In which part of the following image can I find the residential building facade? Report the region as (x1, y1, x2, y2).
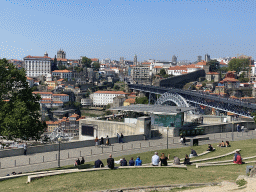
(92, 91, 126, 106)
(24, 53, 51, 77)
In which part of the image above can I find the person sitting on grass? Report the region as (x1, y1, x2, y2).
(75, 158, 81, 166)
(80, 157, 85, 165)
(225, 141, 230, 147)
(233, 151, 243, 164)
(95, 159, 104, 168)
(189, 149, 198, 157)
(218, 141, 225, 147)
(184, 154, 191, 165)
(152, 152, 160, 166)
(129, 157, 135, 166)
(207, 144, 214, 151)
(120, 157, 127, 166)
(173, 156, 180, 165)
(160, 153, 170, 166)
(135, 156, 142, 166)
(107, 154, 115, 169)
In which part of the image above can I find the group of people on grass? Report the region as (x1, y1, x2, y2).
(217, 141, 230, 147)
(92, 149, 199, 169)
(75, 141, 243, 168)
(74, 157, 85, 166)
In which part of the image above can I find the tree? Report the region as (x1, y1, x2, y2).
(58, 60, 67, 70)
(51, 55, 58, 71)
(135, 97, 149, 104)
(81, 57, 92, 68)
(0, 59, 46, 140)
(113, 84, 120, 91)
(228, 58, 250, 73)
(238, 72, 249, 83)
(207, 59, 220, 72)
(159, 69, 166, 76)
(92, 62, 100, 71)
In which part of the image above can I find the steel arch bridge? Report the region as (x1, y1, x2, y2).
(129, 84, 256, 118)
(155, 92, 190, 107)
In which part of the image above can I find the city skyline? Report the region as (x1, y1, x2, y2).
(0, 0, 255, 61)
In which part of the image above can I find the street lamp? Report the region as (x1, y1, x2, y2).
(167, 126, 169, 149)
(58, 137, 62, 168)
(232, 120, 234, 141)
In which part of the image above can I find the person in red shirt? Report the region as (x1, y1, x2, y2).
(233, 151, 242, 164)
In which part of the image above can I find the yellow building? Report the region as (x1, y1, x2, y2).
(46, 121, 60, 133)
(45, 81, 57, 89)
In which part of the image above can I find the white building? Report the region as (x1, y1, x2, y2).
(52, 70, 72, 81)
(100, 58, 111, 64)
(32, 92, 69, 108)
(167, 64, 201, 76)
(33, 91, 53, 99)
(53, 94, 69, 102)
(92, 91, 126, 106)
(168, 66, 187, 76)
(24, 52, 51, 77)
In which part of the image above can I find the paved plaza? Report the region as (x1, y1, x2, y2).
(0, 130, 255, 177)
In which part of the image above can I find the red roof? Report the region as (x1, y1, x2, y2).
(91, 58, 99, 62)
(94, 91, 127, 95)
(53, 94, 68, 96)
(220, 77, 239, 83)
(196, 61, 207, 66)
(154, 66, 163, 69)
(33, 91, 53, 95)
(124, 98, 136, 104)
(168, 66, 188, 71)
(207, 72, 219, 75)
(56, 58, 67, 62)
(52, 70, 72, 73)
(142, 62, 151, 65)
(25, 55, 51, 59)
(26, 77, 33, 80)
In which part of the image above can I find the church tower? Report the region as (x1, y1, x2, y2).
(134, 54, 137, 66)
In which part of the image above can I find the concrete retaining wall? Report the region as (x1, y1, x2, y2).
(156, 121, 255, 137)
(0, 134, 144, 158)
(79, 117, 151, 140)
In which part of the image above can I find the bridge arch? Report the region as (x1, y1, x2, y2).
(155, 92, 190, 107)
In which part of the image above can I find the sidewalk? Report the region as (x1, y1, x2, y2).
(0, 130, 255, 177)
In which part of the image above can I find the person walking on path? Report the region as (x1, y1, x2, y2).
(117, 133, 120, 143)
(120, 133, 124, 143)
(95, 136, 99, 147)
(100, 137, 104, 146)
(106, 135, 110, 146)
(23, 143, 27, 155)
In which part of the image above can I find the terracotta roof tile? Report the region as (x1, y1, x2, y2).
(94, 91, 127, 94)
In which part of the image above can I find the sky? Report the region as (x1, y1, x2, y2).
(0, 0, 255, 62)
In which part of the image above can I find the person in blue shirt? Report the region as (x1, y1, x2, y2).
(135, 156, 142, 166)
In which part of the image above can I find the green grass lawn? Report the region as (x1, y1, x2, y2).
(1, 139, 256, 192)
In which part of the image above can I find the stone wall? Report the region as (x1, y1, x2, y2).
(0, 134, 145, 158)
(79, 116, 151, 140)
(159, 69, 206, 88)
